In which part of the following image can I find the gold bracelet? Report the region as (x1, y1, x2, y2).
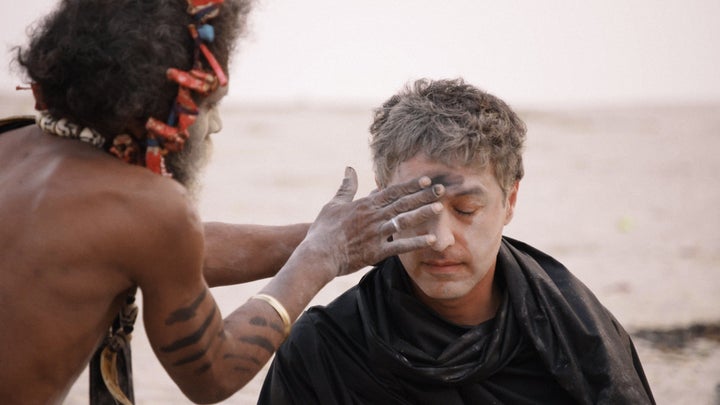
(249, 294, 292, 337)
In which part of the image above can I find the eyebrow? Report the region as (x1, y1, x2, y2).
(452, 186, 487, 198)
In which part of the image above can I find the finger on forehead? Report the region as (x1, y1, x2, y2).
(379, 201, 441, 235)
(384, 185, 444, 217)
(372, 176, 432, 207)
(386, 202, 442, 233)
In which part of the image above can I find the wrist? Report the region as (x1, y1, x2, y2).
(293, 239, 341, 283)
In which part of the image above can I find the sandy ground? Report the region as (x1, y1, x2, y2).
(3, 95, 717, 403)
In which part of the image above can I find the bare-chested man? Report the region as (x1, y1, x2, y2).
(0, 1, 444, 404)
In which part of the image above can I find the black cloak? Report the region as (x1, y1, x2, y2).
(259, 237, 654, 404)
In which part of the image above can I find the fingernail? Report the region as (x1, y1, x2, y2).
(418, 176, 431, 187)
(426, 234, 437, 245)
(345, 166, 353, 176)
(432, 184, 444, 197)
(431, 202, 443, 213)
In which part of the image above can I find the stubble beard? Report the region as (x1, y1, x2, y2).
(164, 133, 213, 201)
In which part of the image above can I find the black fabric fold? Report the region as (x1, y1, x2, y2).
(499, 238, 654, 404)
(259, 237, 654, 404)
(360, 256, 523, 386)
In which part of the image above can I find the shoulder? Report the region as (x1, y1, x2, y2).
(301, 284, 363, 332)
(274, 276, 385, 386)
(501, 236, 565, 269)
(113, 173, 205, 284)
(500, 236, 580, 287)
(120, 172, 201, 239)
(4, 127, 204, 285)
(282, 283, 365, 354)
(61, 161, 205, 286)
(84, 163, 200, 238)
(499, 236, 611, 317)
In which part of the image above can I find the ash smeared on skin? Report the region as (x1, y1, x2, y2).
(431, 173, 464, 189)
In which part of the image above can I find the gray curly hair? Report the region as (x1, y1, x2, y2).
(370, 78, 526, 198)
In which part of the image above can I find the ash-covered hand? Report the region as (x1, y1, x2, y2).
(305, 166, 444, 277)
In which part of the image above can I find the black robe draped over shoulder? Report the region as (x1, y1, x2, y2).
(259, 237, 654, 404)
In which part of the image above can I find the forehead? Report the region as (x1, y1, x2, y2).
(389, 153, 500, 193)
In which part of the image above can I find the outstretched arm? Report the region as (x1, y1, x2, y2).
(139, 167, 443, 403)
(202, 222, 310, 287)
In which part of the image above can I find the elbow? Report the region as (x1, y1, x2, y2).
(183, 386, 233, 404)
(179, 369, 251, 404)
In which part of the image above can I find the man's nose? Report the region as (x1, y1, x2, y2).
(208, 108, 223, 134)
(428, 211, 455, 252)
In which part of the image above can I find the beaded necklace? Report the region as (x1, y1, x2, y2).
(36, 111, 106, 148)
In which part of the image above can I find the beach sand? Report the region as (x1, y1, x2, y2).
(4, 95, 716, 403)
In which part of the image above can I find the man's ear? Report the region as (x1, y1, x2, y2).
(504, 181, 519, 225)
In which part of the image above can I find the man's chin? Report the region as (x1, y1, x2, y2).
(413, 279, 475, 302)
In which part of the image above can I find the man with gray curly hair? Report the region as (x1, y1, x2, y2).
(260, 78, 655, 404)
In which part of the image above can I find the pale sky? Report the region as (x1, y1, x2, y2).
(2, 0, 719, 108)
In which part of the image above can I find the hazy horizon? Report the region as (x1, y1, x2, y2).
(2, 0, 719, 110)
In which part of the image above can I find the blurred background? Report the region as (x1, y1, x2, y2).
(2, 0, 719, 403)
(3, 0, 720, 107)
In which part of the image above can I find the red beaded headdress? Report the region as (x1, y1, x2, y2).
(28, 0, 227, 178)
(142, 0, 228, 176)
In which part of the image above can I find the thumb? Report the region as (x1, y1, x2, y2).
(333, 166, 358, 202)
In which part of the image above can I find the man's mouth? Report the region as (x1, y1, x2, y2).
(422, 259, 464, 275)
(424, 260, 461, 267)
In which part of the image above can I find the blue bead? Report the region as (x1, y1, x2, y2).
(167, 109, 178, 126)
(197, 24, 215, 42)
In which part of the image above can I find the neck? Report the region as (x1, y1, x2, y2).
(413, 266, 501, 326)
